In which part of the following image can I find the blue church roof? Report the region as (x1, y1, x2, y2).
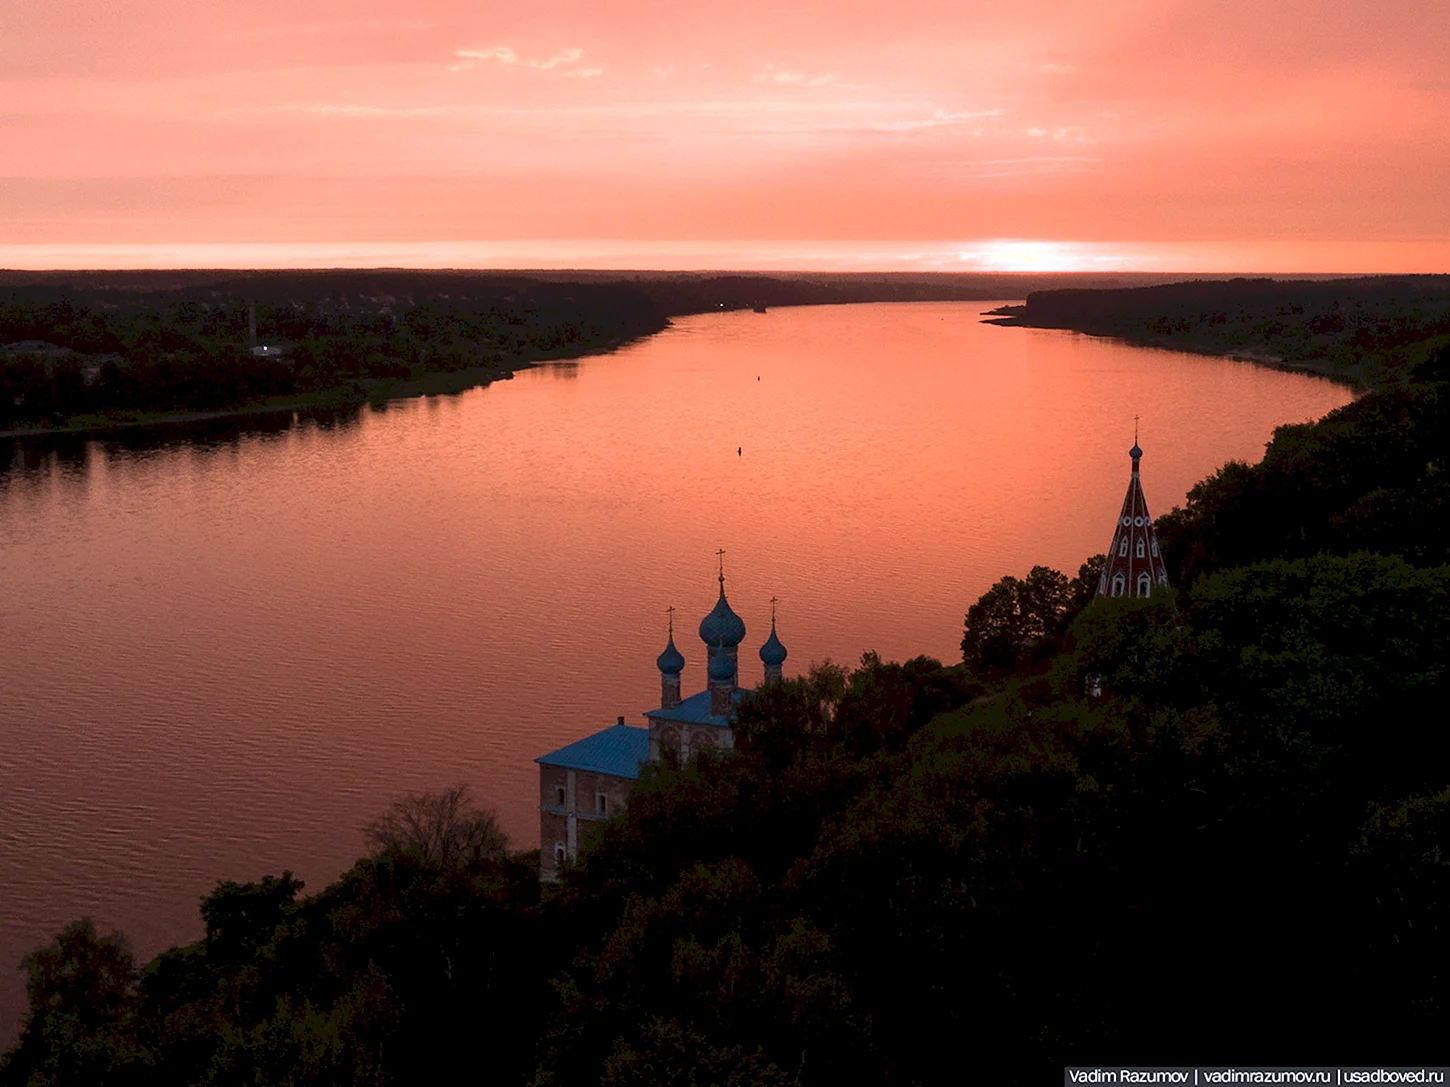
(536, 724, 651, 779)
(643, 687, 747, 727)
(698, 587, 747, 648)
(759, 625, 787, 667)
(656, 635, 685, 676)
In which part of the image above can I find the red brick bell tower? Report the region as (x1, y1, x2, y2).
(1097, 423, 1171, 599)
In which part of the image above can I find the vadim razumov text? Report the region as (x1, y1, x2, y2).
(1065, 1070, 1449, 1086)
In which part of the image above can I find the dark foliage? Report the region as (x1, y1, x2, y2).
(0, 274, 668, 428)
(2, 795, 549, 1087)
(998, 274, 1450, 381)
(960, 556, 1104, 677)
(1154, 383, 1449, 586)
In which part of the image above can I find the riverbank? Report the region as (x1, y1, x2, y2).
(983, 276, 1450, 391)
(0, 339, 633, 440)
(984, 306, 1369, 389)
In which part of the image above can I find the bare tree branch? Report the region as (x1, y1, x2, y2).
(365, 784, 508, 868)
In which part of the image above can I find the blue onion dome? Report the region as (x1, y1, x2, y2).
(759, 624, 787, 667)
(657, 635, 685, 676)
(698, 582, 747, 648)
(1130, 441, 1143, 459)
(708, 648, 735, 683)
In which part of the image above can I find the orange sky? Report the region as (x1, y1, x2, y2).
(3, 0, 1448, 271)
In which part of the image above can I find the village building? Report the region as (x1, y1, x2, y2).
(535, 565, 787, 881)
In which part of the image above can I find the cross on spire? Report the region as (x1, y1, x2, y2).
(666, 604, 675, 638)
(1134, 414, 1140, 444)
(770, 595, 778, 625)
(716, 548, 727, 589)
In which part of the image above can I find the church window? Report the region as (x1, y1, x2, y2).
(1119, 536, 1128, 556)
(554, 842, 566, 866)
(1112, 574, 1126, 597)
(554, 784, 566, 807)
(1151, 538, 1159, 557)
(1136, 538, 1145, 558)
(597, 793, 608, 816)
(1137, 573, 1152, 597)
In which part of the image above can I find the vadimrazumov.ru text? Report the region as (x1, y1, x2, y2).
(1066, 1070, 1448, 1086)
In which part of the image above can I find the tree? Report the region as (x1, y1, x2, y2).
(0, 919, 142, 1087)
(201, 872, 304, 967)
(364, 784, 508, 869)
(1068, 554, 1106, 614)
(961, 565, 1072, 677)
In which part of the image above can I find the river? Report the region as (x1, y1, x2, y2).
(0, 302, 1352, 1039)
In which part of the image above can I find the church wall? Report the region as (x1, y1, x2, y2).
(649, 719, 734, 762)
(575, 769, 634, 823)
(539, 763, 636, 881)
(540, 764, 569, 811)
(682, 723, 733, 757)
(539, 808, 569, 881)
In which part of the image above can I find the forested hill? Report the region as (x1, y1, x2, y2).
(4, 376, 1448, 1084)
(0, 273, 669, 432)
(988, 274, 1450, 384)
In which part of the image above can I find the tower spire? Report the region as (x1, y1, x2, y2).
(759, 594, 787, 683)
(656, 604, 685, 710)
(1097, 430, 1169, 600)
(699, 553, 745, 690)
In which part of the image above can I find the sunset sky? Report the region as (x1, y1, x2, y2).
(3, 0, 1447, 271)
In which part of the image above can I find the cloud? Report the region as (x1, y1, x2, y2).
(1019, 125, 1094, 144)
(771, 71, 834, 87)
(753, 66, 840, 88)
(452, 46, 592, 74)
(286, 103, 457, 119)
(871, 108, 1005, 133)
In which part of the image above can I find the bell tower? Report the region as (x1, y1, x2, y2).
(1098, 420, 1170, 599)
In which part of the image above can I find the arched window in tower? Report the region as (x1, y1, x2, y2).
(1137, 573, 1152, 597)
(1112, 573, 1126, 597)
(1136, 538, 1145, 558)
(1151, 538, 1159, 557)
(1119, 536, 1128, 556)
(554, 841, 566, 867)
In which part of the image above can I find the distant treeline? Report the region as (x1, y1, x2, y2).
(4, 370, 1448, 1083)
(992, 274, 1450, 383)
(0, 275, 667, 427)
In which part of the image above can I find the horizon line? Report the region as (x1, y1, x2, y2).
(0, 239, 1447, 276)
